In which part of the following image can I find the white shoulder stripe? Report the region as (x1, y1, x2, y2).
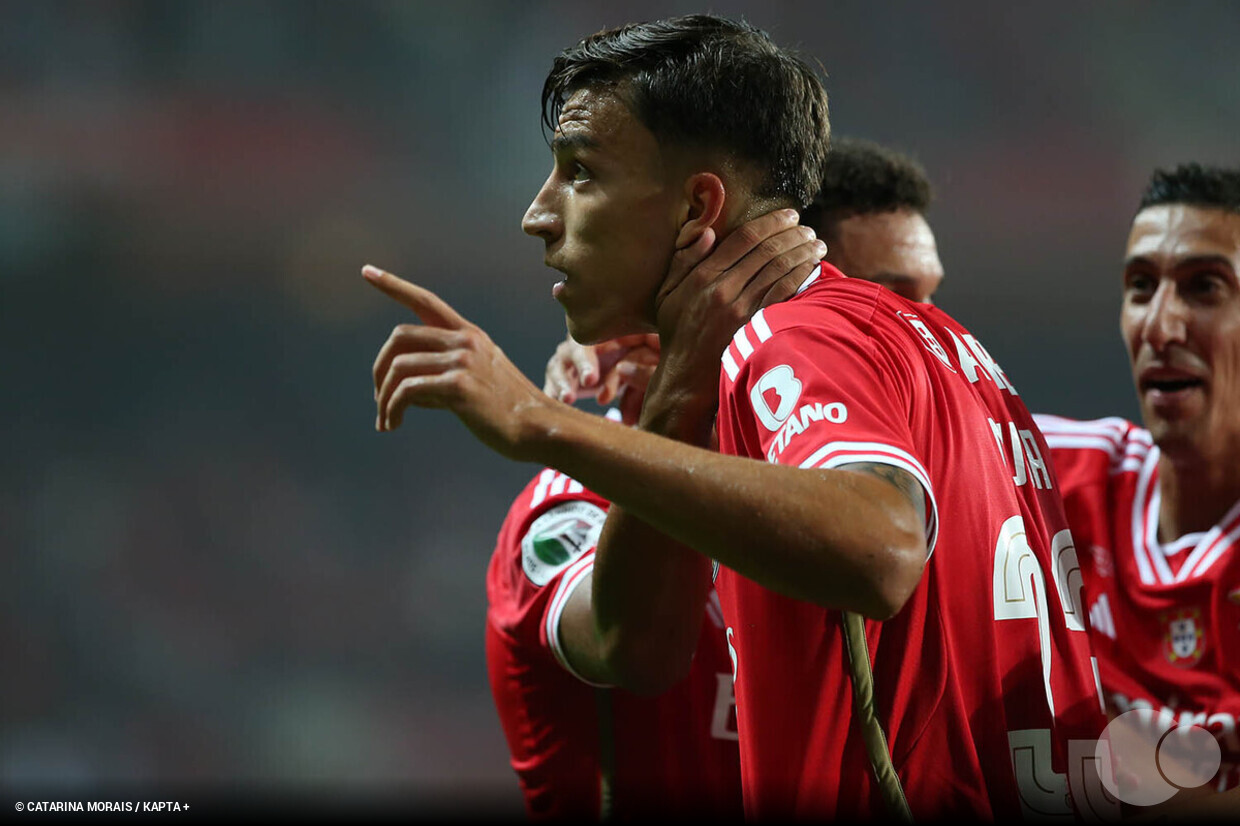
(721, 348, 739, 381)
(1042, 434, 1121, 452)
(720, 312, 774, 382)
(732, 325, 754, 359)
(751, 307, 773, 341)
(1032, 414, 1132, 439)
(530, 468, 557, 508)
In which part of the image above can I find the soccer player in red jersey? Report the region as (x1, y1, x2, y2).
(484, 222, 822, 820)
(364, 16, 1110, 820)
(496, 140, 934, 821)
(1033, 164, 1240, 803)
(485, 460, 742, 820)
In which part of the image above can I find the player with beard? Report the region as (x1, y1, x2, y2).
(1034, 164, 1240, 808)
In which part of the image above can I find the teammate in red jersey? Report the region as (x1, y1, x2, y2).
(485, 461, 743, 820)
(484, 215, 823, 819)
(499, 140, 935, 820)
(364, 16, 1109, 820)
(1033, 164, 1240, 806)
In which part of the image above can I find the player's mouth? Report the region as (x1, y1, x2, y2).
(1138, 365, 1207, 408)
(543, 257, 569, 300)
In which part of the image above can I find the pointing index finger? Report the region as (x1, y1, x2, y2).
(362, 264, 470, 330)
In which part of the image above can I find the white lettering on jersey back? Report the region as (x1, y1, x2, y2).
(949, 329, 1018, 395)
(896, 310, 955, 372)
(710, 672, 740, 742)
(766, 401, 849, 462)
(993, 515, 1056, 715)
(1050, 529, 1086, 632)
(751, 364, 802, 431)
(726, 626, 738, 681)
(989, 418, 1053, 490)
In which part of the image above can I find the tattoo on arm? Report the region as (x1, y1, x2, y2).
(839, 461, 927, 532)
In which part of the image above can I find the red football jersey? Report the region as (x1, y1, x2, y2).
(1035, 413, 1240, 791)
(713, 265, 1112, 821)
(485, 467, 743, 820)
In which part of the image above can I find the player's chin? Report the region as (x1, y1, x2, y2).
(562, 308, 608, 346)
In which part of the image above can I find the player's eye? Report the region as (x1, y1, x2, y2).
(1183, 270, 1231, 302)
(572, 162, 591, 183)
(1123, 270, 1156, 299)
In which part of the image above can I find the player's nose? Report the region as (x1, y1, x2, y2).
(522, 177, 562, 242)
(1141, 280, 1189, 352)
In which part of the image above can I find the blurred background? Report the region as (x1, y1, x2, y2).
(3, 0, 1238, 818)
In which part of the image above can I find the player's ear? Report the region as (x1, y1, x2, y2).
(674, 172, 726, 250)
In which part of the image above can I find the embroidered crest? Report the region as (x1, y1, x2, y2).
(1163, 607, 1205, 667)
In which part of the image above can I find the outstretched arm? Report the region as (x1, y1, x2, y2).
(365, 217, 925, 692)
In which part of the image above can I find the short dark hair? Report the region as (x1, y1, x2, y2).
(541, 14, 830, 208)
(1138, 163, 1240, 215)
(801, 137, 933, 236)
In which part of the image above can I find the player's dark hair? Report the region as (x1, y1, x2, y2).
(800, 137, 933, 238)
(541, 14, 830, 208)
(1138, 163, 1240, 215)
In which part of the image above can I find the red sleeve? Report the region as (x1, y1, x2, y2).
(484, 468, 612, 819)
(487, 467, 611, 682)
(720, 307, 938, 553)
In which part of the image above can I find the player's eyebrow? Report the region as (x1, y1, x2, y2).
(1124, 253, 1234, 270)
(550, 133, 598, 155)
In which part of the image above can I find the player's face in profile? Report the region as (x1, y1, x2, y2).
(819, 210, 944, 303)
(522, 88, 682, 343)
(1121, 204, 1240, 460)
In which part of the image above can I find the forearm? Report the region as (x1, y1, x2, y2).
(584, 504, 712, 693)
(532, 402, 926, 617)
(587, 377, 716, 694)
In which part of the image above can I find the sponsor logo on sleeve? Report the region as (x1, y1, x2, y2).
(521, 501, 606, 586)
(751, 364, 802, 431)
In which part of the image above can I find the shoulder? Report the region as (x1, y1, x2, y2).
(1032, 414, 1152, 475)
(721, 273, 892, 385)
(763, 264, 886, 332)
(489, 468, 610, 605)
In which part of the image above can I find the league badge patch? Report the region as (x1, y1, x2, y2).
(1163, 607, 1205, 667)
(520, 501, 606, 586)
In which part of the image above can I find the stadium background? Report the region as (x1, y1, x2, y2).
(3, 0, 1238, 815)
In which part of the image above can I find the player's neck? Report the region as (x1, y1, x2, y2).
(1157, 453, 1240, 541)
